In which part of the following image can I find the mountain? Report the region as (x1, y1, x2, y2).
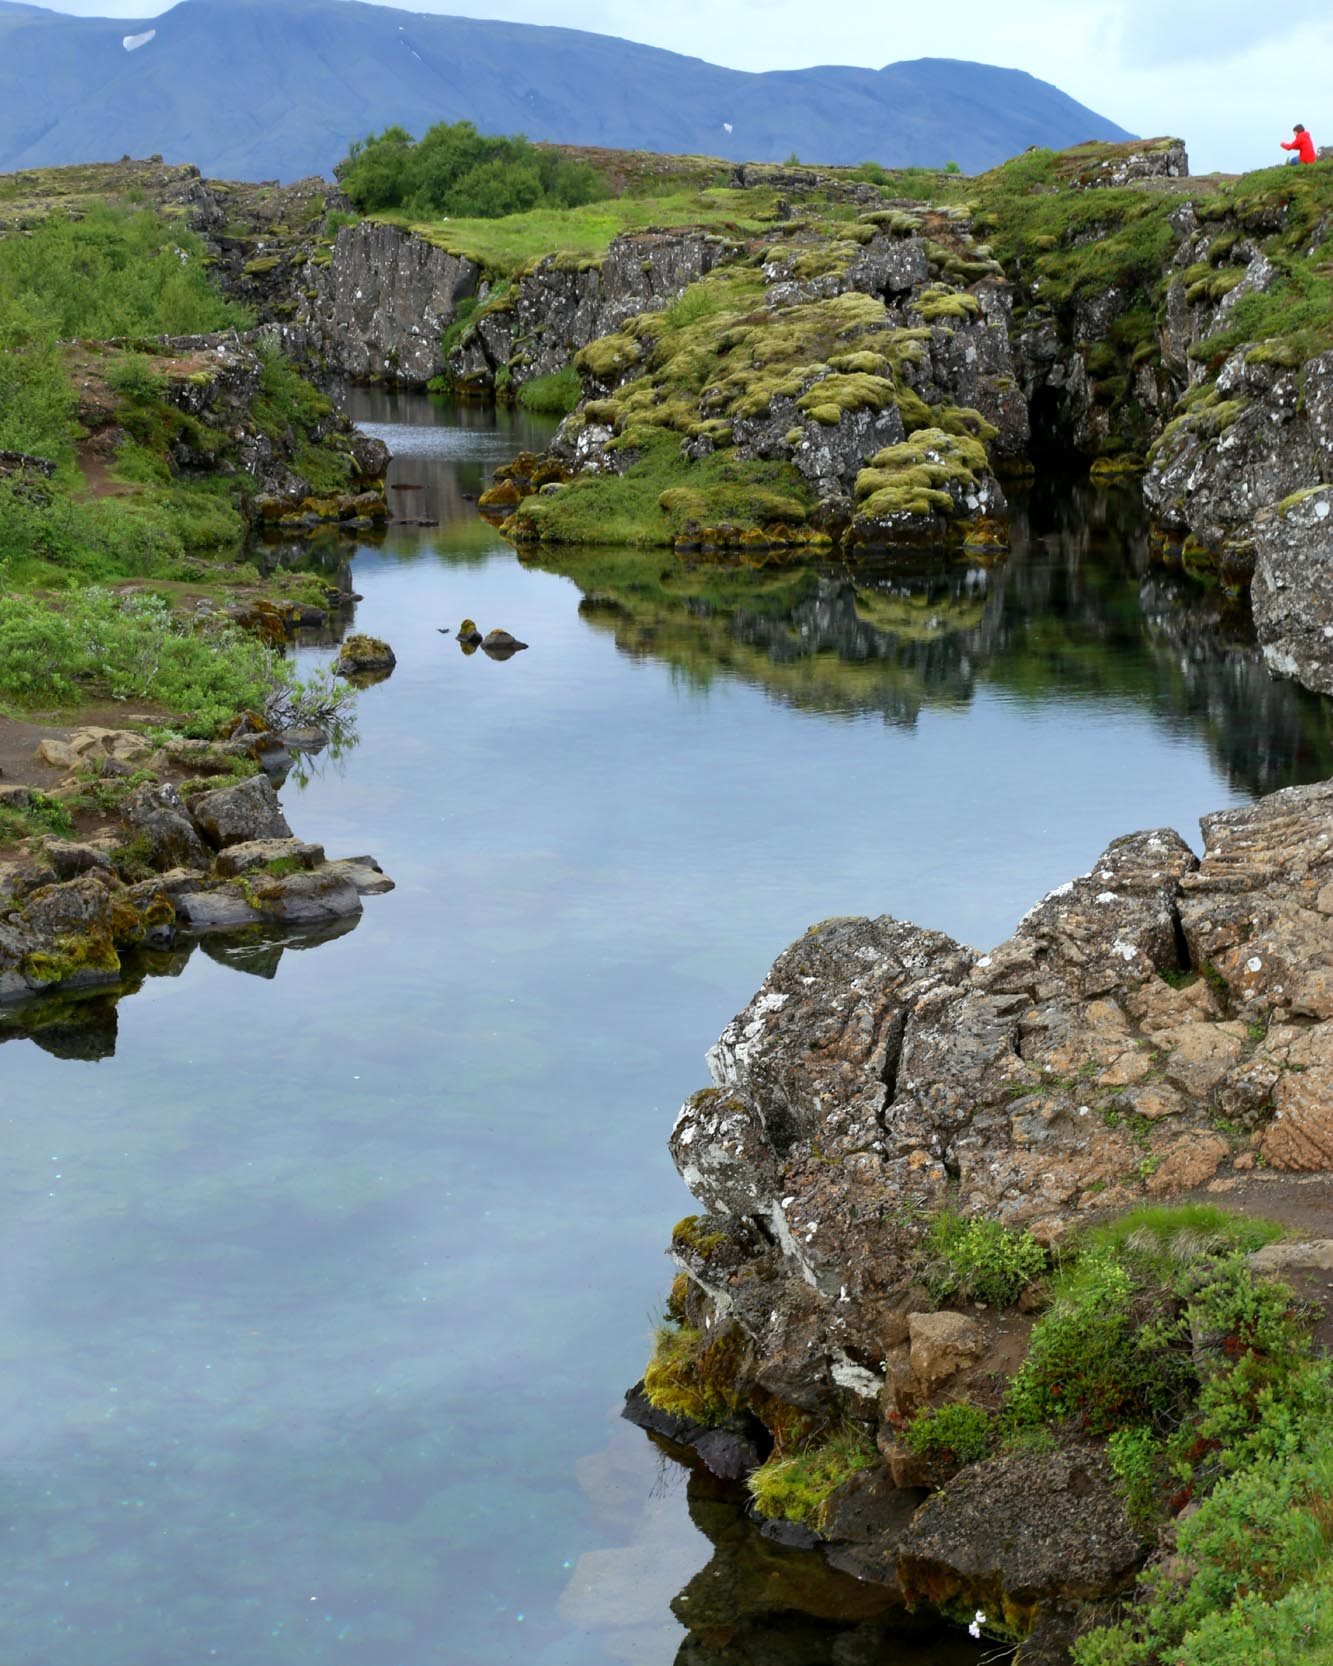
(0, 0, 1132, 182)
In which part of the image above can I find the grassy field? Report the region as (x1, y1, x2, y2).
(380, 186, 780, 272)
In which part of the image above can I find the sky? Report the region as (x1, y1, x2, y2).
(21, 0, 1333, 174)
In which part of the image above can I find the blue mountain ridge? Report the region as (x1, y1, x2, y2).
(0, 0, 1132, 182)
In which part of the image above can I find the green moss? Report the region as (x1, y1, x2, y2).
(747, 1426, 878, 1529)
(575, 331, 644, 380)
(672, 1214, 728, 1257)
(642, 1320, 748, 1424)
(853, 428, 990, 522)
(507, 429, 814, 547)
(794, 372, 897, 419)
(911, 285, 980, 323)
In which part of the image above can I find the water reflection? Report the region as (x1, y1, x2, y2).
(527, 478, 1333, 798)
(0, 919, 360, 1058)
(648, 1443, 980, 1666)
(2, 392, 1330, 1666)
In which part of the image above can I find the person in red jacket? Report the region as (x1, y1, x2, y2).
(1281, 123, 1317, 164)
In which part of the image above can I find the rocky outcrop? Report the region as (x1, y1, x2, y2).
(449, 231, 734, 397)
(297, 222, 482, 384)
(897, 1447, 1145, 1629)
(293, 222, 733, 393)
(1143, 349, 1333, 572)
(642, 774, 1333, 1647)
(73, 332, 390, 529)
(0, 728, 394, 1008)
(1251, 484, 1333, 692)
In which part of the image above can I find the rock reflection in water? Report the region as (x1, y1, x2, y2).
(0, 915, 359, 1059)
(656, 1443, 981, 1666)
(546, 478, 1333, 800)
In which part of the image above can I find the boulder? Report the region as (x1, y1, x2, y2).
(907, 1312, 985, 1390)
(213, 838, 324, 877)
(334, 634, 396, 675)
(322, 855, 395, 895)
(43, 840, 113, 882)
(189, 775, 293, 849)
(119, 781, 212, 871)
(896, 1447, 1145, 1625)
(481, 629, 528, 655)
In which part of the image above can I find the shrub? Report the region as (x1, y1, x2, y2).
(1005, 1248, 1193, 1436)
(901, 1402, 994, 1465)
(338, 121, 608, 220)
(924, 1211, 1048, 1308)
(0, 588, 276, 736)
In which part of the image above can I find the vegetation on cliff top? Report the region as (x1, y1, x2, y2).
(338, 121, 608, 221)
(0, 194, 361, 734)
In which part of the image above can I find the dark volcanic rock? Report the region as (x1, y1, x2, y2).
(190, 776, 293, 849)
(896, 1446, 1145, 1620)
(120, 782, 212, 872)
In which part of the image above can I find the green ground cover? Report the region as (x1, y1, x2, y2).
(381, 185, 775, 272)
(0, 199, 346, 734)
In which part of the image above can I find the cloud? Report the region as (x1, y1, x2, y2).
(1109, 0, 1332, 66)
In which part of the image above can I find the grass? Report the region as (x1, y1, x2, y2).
(0, 586, 278, 736)
(746, 1425, 878, 1529)
(507, 429, 816, 547)
(381, 186, 777, 272)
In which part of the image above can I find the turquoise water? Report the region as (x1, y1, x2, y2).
(2, 392, 1331, 1665)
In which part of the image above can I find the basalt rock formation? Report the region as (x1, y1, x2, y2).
(634, 775, 1333, 1654)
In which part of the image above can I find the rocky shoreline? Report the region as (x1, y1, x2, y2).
(0, 718, 394, 1030)
(628, 774, 1333, 1659)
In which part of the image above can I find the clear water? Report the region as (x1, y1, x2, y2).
(2, 391, 1331, 1666)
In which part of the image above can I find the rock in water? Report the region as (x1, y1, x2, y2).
(334, 634, 396, 675)
(481, 629, 528, 658)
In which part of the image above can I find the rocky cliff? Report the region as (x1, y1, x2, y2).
(635, 774, 1333, 1658)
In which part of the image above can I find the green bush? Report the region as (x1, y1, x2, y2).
(1075, 1434, 1333, 1665)
(1005, 1248, 1193, 1436)
(0, 202, 249, 344)
(901, 1402, 994, 1465)
(0, 790, 74, 846)
(0, 587, 276, 736)
(924, 1211, 1049, 1308)
(338, 121, 608, 221)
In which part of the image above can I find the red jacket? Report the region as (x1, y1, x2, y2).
(1283, 130, 1317, 163)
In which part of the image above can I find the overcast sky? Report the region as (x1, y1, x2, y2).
(25, 0, 1333, 174)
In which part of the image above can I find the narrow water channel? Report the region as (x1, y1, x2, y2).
(3, 391, 1331, 1666)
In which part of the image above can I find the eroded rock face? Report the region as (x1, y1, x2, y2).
(662, 778, 1333, 1503)
(1143, 350, 1333, 567)
(297, 222, 481, 384)
(1252, 484, 1333, 694)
